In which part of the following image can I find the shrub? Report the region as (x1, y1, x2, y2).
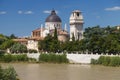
(91, 59, 98, 64)
(102, 56, 111, 66)
(0, 65, 18, 80)
(91, 56, 120, 67)
(109, 56, 120, 67)
(39, 53, 68, 63)
(28, 49, 38, 53)
(0, 50, 5, 54)
(0, 54, 28, 62)
(3, 54, 13, 62)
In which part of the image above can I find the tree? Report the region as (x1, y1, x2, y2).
(10, 43, 27, 53)
(9, 34, 17, 39)
(50, 27, 60, 52)
(54, 27, 58, 40)
(0, 34, 7, 45)
(38, 40, 45, 51)
(72, 33, 75, 41)
(0, 40, 15, 50)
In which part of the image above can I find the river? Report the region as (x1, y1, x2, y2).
(1, 63, 120, 80)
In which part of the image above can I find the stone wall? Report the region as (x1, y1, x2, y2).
(67, 54, 100, 64)
(27, 53, 120, 64)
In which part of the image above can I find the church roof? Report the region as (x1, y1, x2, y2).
(13, 38, 28, 42)
(45, 10, 62, 22)
(28, 37, 44, 41)
(32, 27, 45, 32)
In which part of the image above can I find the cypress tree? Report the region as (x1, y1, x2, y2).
(54, 27, 58, 40)
(72, 33, 75, 41)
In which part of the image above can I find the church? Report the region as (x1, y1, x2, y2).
(13, 9, 84, 51)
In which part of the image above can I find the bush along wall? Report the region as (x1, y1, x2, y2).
(0, 54, 28, 62)
(91, 56, 120, 67)
(39, 53, 69, 63)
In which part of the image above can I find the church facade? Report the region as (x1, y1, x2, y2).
(13, 10, 84, 51)
(31, 10, 69, 42)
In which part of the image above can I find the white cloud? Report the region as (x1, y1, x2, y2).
(105, 6, 120, 11)
(18, 10, 23, 14)
(43, 10, 58, 14)
(0, 11, 7, 14)
(43, 10, 51, 14)
(24, 11, 33, 14)
(18, 10, 33, 14)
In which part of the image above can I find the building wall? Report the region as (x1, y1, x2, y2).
(58, 35, 68, 42)
(67, 54, 100, 64)
(27, 40, 38, 51)
(45, 22, 61, 30)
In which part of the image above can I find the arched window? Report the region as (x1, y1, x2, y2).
(77, 12, 79, 17)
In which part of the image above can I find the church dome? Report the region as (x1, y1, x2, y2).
(45, 10, 62, 22)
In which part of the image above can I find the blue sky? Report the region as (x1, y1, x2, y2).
(0, 0, 120, 37)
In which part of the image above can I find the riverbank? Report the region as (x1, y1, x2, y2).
(1, 53, 120, 67)
(91, 56, 120, 67)
(0, 53, 68, 63)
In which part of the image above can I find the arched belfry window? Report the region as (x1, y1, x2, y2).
(77, 12, 79, 17)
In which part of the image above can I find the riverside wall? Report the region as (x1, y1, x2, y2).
(66, 54, 100, 64)
(27, 53, 120, 64)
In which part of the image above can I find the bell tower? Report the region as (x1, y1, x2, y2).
(69, 10, 84, 41)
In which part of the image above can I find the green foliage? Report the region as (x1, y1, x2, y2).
(38, 28, 60, 52)
(10, 43, 27, 53)
(91, 56, 120, 67)
(91, 59, 98, 64)
(0, 40, 15, 50)
(0, 50, 5, 54)
(0, 54, 28, 62)
(109, 56, 120, 66)
(39, 53, 68, 63)
(0, 65, 18, 80)
(81, 25, 120, 54)
(0, 65, 3, 79)
(0, 34, 7, 45)
(54, 27, 58, 40)
(28, 49, 38, 53)
(72, 33, 75, 41)
(0, 34, 15, 50)
(39, 25, 120, 53)
(9, 34, 17, 39)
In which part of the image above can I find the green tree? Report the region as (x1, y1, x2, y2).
(9, 34, 17, 39)
(0, 34, 7, 45)
(54, 27, 58, 40)
(72, 33, 75, 41)
(0, 40, 15, 50)
(10, 43, 27, 53)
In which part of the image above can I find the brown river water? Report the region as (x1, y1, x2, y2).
(1, 63, 120, 80)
